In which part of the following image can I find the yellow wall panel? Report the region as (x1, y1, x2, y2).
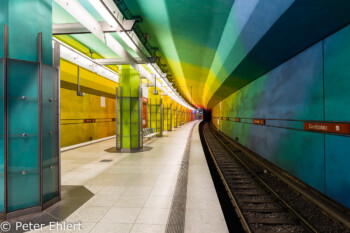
(60, 59, 118, 147)
(61, 123, 91, 148)
(61, 88, 90, 119)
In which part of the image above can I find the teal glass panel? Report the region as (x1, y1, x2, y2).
(8, 136, 38, 173)
(42, 164, 58, 203)
(7, 171, 39, 212)
(7, 59, 39, 211)
(42, 64, 59, 203)
(8, 59, 38, 99)
(0, 59, 4, 212)
(8, 99, 38, 135)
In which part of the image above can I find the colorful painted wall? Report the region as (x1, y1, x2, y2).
(212, 25, 350, 209)
(60, 59, 117, 147)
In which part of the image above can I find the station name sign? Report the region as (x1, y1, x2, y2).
(84, 119, 96, 123)
(304, 122, 350, 134)
(253, 119, 265, 125)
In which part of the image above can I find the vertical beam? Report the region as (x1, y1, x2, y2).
(53, 41, 61, 199)
(116, 87, 119, 149)
(38, 32, 43, 208)
(129, 86, 132, 149)
(120, 87, 123, 149)
(3, 24, 8, 215)
(160, 98, 163, 136)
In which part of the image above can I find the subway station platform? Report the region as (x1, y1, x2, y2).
(5, 121, 227, 233)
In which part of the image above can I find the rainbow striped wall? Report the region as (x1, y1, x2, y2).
(212, 24, 350, 208)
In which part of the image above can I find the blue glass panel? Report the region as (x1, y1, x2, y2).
(8, 59, 38, 99)
(7, 171, 39, 212)
(8, 136, 38, 173)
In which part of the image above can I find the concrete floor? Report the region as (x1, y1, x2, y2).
(7, 121, 227, 233)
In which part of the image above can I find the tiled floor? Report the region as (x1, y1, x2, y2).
(8, 120, 228, 233)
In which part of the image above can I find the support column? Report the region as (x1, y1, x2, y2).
(148, 87, 162, 136)
(1, 0, 59, 219)
(162, 96, 172, 131)
(117, 65, 142, 151)
(171, 100, 178, 128)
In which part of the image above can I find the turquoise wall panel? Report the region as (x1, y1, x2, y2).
(324, 135, 350, 207)
(0, 1, 8, 58)
(323, 24, 350, 208)
(6, 0, 52, 65)
(324, 25, 350, 121)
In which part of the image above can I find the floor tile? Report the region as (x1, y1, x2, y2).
(90, 223, 133, 233)
(99, 207, 142, 223)
(136, 208, 170, 225)
(130, 224, 166, 233)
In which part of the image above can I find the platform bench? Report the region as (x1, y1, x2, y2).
(143, 128, 159, 138)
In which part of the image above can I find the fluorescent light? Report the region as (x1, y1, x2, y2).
(54, 38, 119, 83)
(88, 0, 118, 28)
(118, 31, 138, 52)
(55, 0, 105, 42)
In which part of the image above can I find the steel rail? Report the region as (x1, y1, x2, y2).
(202, 125, 252, 233)
(204, 124, 319, 233)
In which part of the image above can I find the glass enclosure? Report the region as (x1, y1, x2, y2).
(163, 103, 172, 131)
(0, 57, 59, 216)
(148, 98, 163, 135)
(116, 87, 142, 150)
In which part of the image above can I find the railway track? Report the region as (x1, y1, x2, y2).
(201, 122, 350, 233)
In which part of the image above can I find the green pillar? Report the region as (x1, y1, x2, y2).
(117, 65, 142, 151)
(0, 0, 59, 218)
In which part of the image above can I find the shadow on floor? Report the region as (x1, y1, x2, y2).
(5, 185, 94, 233)
(104, 146, 153, 153)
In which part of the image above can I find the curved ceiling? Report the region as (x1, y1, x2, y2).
(122, 0, 350, 109)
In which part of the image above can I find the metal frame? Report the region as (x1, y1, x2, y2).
(170, 104, 172, 131)
(52, 20, 136, 35)
(53, 40, 62, 200)
(116, 86, 143, 151)
(3, 24, 8, 218)
(129, 86, 132, 150)
(38, 32, 43, 208)
(139, 86, 143, 148)
(120, 87, 123, 149)
(160, 98, 163, 136)
(116, 87, 119, 149)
